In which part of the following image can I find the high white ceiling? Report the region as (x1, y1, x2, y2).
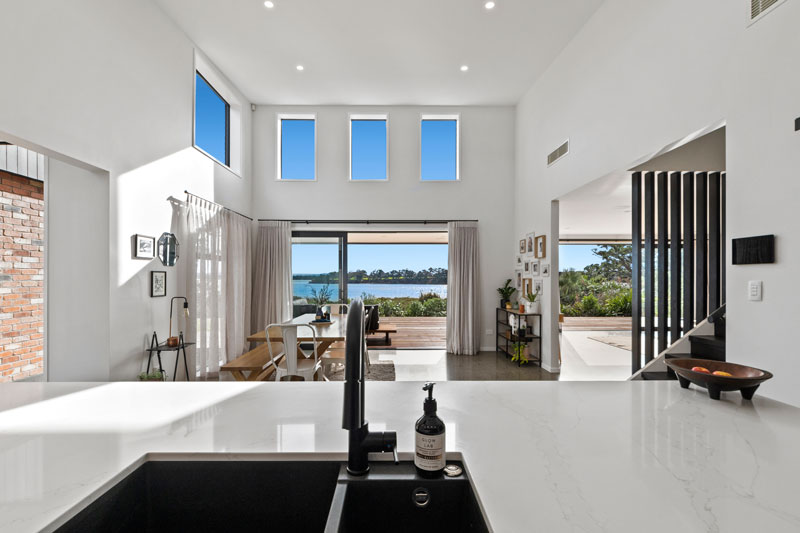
(153, 0, 604, 105)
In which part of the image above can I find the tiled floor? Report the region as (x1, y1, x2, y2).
(369, 349, 559, 381)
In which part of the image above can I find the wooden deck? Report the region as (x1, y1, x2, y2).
(367, 317, 446, 349)
(562, 317, 631, 331)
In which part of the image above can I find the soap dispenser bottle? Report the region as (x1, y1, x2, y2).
(415, 382, 446, 478)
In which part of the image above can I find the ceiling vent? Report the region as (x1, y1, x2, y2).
(750, 0, 784, 22)
(547, 140, 569, 166)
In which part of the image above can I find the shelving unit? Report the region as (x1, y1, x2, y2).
(496, 308, 542, 366)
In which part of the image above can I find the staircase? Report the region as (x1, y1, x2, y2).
(633, 305, 726, 381)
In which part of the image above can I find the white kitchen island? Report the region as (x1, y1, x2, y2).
(1, 381, 798, 532)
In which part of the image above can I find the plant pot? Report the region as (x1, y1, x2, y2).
(500, 299, 508, 309)
(526, 302, 540, 314)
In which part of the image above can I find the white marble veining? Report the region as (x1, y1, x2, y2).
(1, 381, 799, 532)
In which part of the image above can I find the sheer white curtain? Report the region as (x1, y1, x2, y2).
(186, 196, 227, 379)
(446, 221, 480, 355)
(225, 211, 252, 362)
(252, 221, 293, 332)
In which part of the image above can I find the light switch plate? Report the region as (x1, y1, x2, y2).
(748, 280, 763, 301)
(485, 329, 493, 335)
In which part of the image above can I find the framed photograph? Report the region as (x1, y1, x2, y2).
(523, 277, 533, 296)
(516, 271, 522, 289)
(526, 233, 535, 255)
(531, 260, 540, 276)
(534, 279, 544, 295)
(516, 255, 523, 267)
(524, 261, 530, 273)
(535, 235, 547, 259)
(151, 271, 166, 297)
(135, 234, 156, 260)
(519, 239, 526, 254)
(541, 263, 550, 277)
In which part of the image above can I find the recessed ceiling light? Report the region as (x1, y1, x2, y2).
(460, 65, 469, 72)
(484, 1, 496, 10)
(264, 1, 274, 8)
(296, 65, 304, 71)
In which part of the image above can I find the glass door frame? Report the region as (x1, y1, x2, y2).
(292, 231, 348, 303)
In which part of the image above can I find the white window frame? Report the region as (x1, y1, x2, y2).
(193, 52, 243, 176)
(420, 113, 460, 182)
(277, 113, 317, 181)
(349, 114, 389, 182)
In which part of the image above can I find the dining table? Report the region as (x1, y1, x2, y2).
(246, 313, 347, 377)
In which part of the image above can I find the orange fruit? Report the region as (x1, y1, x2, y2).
(712, 370, 732, 377)
(691, 366, 710, 374)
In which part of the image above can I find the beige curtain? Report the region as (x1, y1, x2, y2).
(252, 221, 293, 333)
(446, 221, 480, 354)
(225, 211, 252, 362)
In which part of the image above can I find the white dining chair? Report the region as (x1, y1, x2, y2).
(265, 323, 322, 381)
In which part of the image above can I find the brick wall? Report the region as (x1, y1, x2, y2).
(0, 170, 44, 381)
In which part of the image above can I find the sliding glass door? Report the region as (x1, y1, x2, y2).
(291, 232, 346, 305)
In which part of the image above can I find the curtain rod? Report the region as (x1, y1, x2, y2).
(257, 219, 478, 224)
(184, 190, 253, 221)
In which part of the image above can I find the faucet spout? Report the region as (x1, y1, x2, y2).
(342, 299, 397, 475)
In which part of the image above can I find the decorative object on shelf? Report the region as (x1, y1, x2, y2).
(134, 234, 155, 259)
(157, 232, 180, 266)
(150, 271, 166, 297)
(665, 358, 773, 401)
(541, 263, 550, 277)
(505, 301, 512, 310)
(167, 296, 189, 347)
(518, 302, 525, 313)
(511, 341, 529, 365)
(534, 279, 544, 295)
(526, 233, 535, 255)
(519, 239, 526, 254)
(137, 370, 166, 381)
(531, 260, 540, 276)
(497, 279, 516, 309)
(534, 235, 547, 258)
(524, 288, 540, 314)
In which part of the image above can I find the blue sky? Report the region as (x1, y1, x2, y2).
(351, 120, 387, 180)
(194, 73, 228, 164)
(559, 244, 598, 271)
(293, 244, 448, 274)
(281, 119, 315, 179)
(421, 120, 457, 180)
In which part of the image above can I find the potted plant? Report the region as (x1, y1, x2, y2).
(511, 341, 529, 365)
(524, 288, 540, 314)
(497, 279, 516, 309)
(138, 370, 165, 381)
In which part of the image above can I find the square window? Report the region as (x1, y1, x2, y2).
(194, 72, 230, 166)
(350, 116, 387, 181)
(279, 117, 316, 180)
(421, 116, 459, 181)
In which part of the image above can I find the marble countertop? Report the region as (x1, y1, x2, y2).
(1, 381, 799, 532)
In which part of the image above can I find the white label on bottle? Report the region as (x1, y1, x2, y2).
(415, 431, 445, 471)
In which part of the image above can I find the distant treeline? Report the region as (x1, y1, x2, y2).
(294, 268, 447, 285)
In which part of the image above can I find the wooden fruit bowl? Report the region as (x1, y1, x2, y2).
(665, 358, 773, 401)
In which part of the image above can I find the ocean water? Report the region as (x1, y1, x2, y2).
(293, 281, 447, 301)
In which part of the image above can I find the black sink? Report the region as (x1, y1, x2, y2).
(55, 460, 340, 532)
(324, 462, 489, 533)
(55, 459, 489, 533)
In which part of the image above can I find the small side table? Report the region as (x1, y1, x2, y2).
(146, 331, 195, 381)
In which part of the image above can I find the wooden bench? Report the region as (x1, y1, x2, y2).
(220, 342, 283, 381)
(366, 325, 398, 346)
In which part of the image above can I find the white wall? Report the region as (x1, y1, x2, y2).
(46, 159, 110, 381)
(515, 0, 800, 405)
(0, 0, 253, 380)
(253, 106, 516, 350)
